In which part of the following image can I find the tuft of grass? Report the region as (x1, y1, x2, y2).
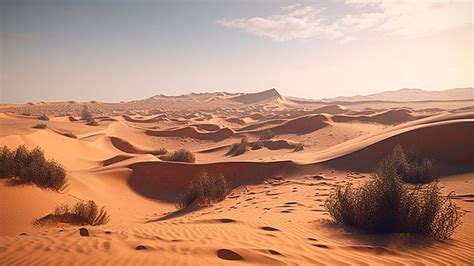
(259, 129, 275, 140)
(325, 146, 463, 240)
(0, 145, 67, 191)
(33, 123, 48, 129)
(378, 145, 435, 184)
(38, 114, 50, 121)
(36, 200, 109, 226)
(151, 148, 168, 156)
(294, 143, 304, 152)
(226, 138, 248, 156)
(160, 148, 195, 163)
(177, 171, 229, 209)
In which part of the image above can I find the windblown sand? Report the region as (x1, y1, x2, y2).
(1, 89, 473, 264)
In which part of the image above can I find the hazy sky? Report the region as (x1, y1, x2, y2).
(1, 0, 472, 103)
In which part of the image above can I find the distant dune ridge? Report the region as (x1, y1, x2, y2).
(1, 87, 473, 265)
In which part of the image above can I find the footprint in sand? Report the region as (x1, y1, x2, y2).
(217, 249, 243, 261)
(268, 249, 283, 256)
(219, 218, 235, 223)
(260, 226, 280, 231)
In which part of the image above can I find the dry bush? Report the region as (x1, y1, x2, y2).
(86, 118, 99, 126)
(36, 200, 109, 226)
(294, 143, 304, 152)
(0, 145, 67, 191)
(160, 148, 195, 163)
(38, 114, 50, 121)
(259, 129, 275, 140)
(226, 138, 248, 156)
(177, 171, 229, 209)
(33, 123, 48, 129)
(378, 145, 435, 184)
(81, 106, 99, 126)
(250, 140, 264, 150)
(151, 148, 168, 156)
(62, 132, 77, 139)
(325, 147, 463, 240)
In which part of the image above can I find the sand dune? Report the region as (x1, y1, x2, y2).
(1, 88, 473, 265)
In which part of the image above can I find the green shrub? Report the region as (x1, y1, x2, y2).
(151, 148, 168, 156)
(325, 148, 462, 240)
(36, 200, 109, 226)
(33, 123, 48, 129)
(38, 114, 50, 121)
(294, 143, 304, 152)
(0, 145, 67, 191)
(177, 171, 229, 209)
(259, 129, 275, 140)
(378, 145, 435, 184)
(160, 148, 195, 163)
(226, 138, 248, 156)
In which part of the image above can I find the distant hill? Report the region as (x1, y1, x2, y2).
(321, 88, 473, 102)
(229, 88, 282, 104)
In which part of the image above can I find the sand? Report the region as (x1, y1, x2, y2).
(1, 88, 473, 265)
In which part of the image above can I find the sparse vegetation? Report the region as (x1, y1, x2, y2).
(160, 148, 195, 163)
(61, 132, 77, 139)
(0, 145, 67, 191)
(250, 140, 264, 150)
(81, 106, 99, 126)
(227, 138, 248, 156)
(177, 171, 229, 209)
(259, 129, 275, 140)
(151, 148, 168, 156)
(378, 145, 435, 184)
(294, 143, 304, 152)
(33, 123, 48, 129)
(325, 146, 462, 240)
(38, 114, 50, 121)
(35, 200, 109, 226)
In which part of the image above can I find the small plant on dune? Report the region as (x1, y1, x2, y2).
(160, 148, 196, 163)
(250, 140, 264, 150)
(0, 145, 67, 191)
(36, 200, 109, 226)
(38, 114, 50, 121)
(62, 132, 77, 139)
(325, 147, 463, 240)
(177, 171, 229, 209)
(86, 118, 99, 126)
(33, 123, 48, 129)
(226, 137, 248, 156)
(81, 106, 99, 126)
(294, 143, 304, 152)
(259, 129, 275, 140)
(151, 147, 168, 156)
(379, 144, 436, 184)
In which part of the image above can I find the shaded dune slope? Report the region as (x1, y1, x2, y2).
(146, 126, 235, 141)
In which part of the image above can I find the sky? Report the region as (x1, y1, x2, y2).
(1, 0, 472, 103)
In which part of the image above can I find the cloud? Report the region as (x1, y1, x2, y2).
(216, 6, 343, 41)
(217, 1, 472, 42)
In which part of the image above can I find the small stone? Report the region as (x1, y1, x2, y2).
(79, 227, 89, 237)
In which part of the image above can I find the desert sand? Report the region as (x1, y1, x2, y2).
(1, 88, 473, 265)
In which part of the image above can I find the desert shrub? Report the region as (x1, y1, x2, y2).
(325, 151, 462, 240)
(226, 138, 248, 156)
(38, 114, 50, 121)
(86, 118, 99, 126)
(160, 148, 195, 163)
(294, 143, 304, 152)
(378, 145, 435, 184)
(33, 123, 48, 129)
(259, 129, 275, 140)
(62, 132, 77, 139)
(36, 200, 109, 226)
(177, 171, 229, 209)
(0, 146, 15, 179)
(250, 140, 264, 150)
(81, 106, 93, 121)
(151, 148, 168, 156)
(0, 145, 67, 191)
